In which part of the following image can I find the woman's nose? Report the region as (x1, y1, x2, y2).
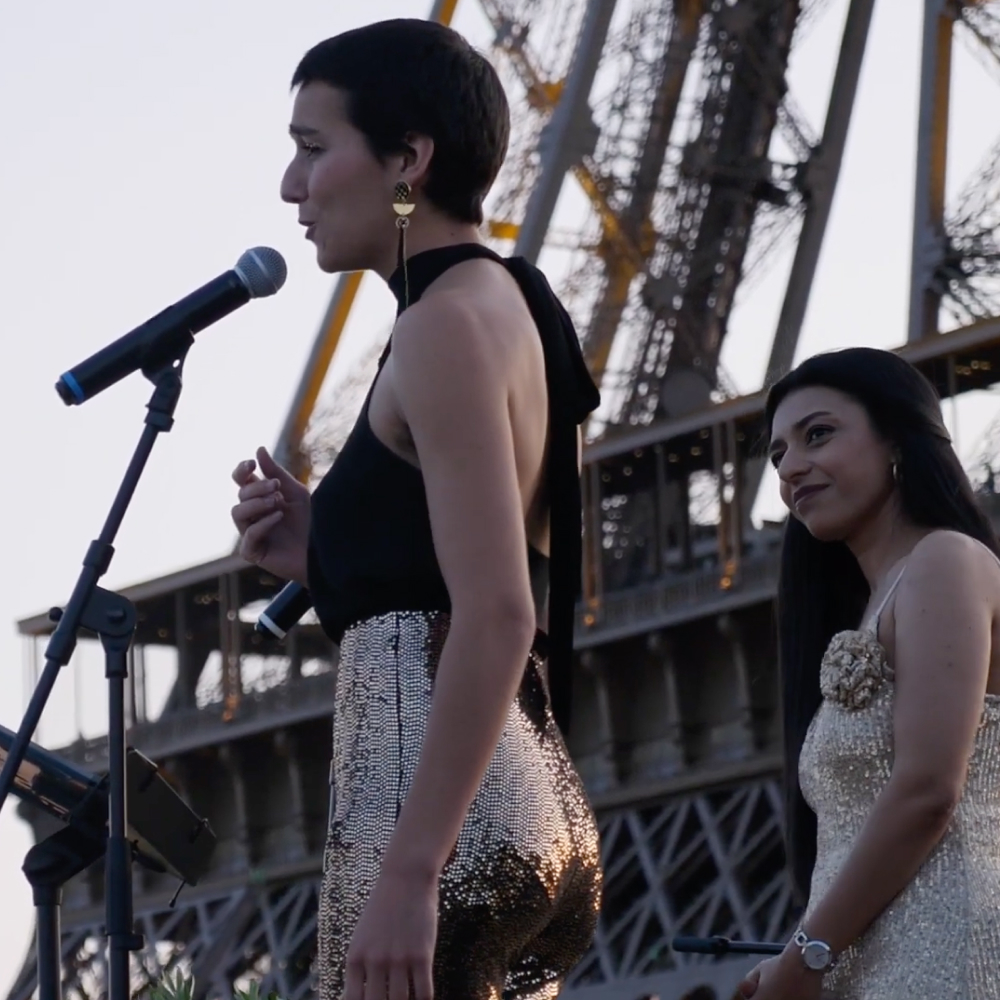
(281, 159, 306, 204)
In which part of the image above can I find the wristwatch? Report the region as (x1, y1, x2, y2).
(792, 926, 835, 971)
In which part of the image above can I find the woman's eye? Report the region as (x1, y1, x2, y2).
(769, 450, 784, 469)
(301, 143, 322, 158)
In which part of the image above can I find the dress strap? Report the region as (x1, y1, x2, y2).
(866, 564, 907, 634)
(500, 257, 601, 731)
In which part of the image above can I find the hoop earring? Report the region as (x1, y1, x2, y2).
(892, 460, 902, 485)
(393, 181, 415, 309)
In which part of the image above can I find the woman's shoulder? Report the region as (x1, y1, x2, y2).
(899, 529, 1000, 603)
(392, 271, 539, 381)
(391, 290, 499, 371)
(908, 529, 998, 570)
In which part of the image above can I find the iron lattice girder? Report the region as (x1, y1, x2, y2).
(938, 134, 1000, 323)
(14, 312, 1000, 998)
(933, 6, 1000, 325)
(7, 880, 323, 1000)
(909, 0, 1000, 339)
(624, 0, 804, 424)
(958, 1, 1000, 80)
(8, 778, 792, 1000)
(582, 0, 706, 383)
(567, 775, 794, 987)
(477, 0, 808, 408)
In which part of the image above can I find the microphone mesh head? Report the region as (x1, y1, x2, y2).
(235, 247, 288, 298)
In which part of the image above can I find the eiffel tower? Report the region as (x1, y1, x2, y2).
(9, 2, 1000, 998)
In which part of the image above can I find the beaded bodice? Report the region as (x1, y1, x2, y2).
(799, 624, 1000, 997)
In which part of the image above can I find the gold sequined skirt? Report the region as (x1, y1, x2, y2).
(316, 611, 602, 1000)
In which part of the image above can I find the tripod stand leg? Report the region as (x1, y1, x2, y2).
(23, 828, 104, 1000)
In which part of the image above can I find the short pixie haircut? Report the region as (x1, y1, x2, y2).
(292, 19, 510, 225)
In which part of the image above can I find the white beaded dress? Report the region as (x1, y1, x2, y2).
(799, 568, 1000, 998)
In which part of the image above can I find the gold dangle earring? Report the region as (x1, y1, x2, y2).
(393, 181, 415, 309)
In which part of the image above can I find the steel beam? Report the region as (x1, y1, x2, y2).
(513, 0, 619, 263)
(908, 0, 956, 342)
(272, 271, 364, 481)
(650, 0, 801, 395)
(585, 313, 1000, 463)
(764, 0, 878, 383)
(583, 0, 704, 380)
(744, 0, 877, 514)
(429, 0, 460, 20)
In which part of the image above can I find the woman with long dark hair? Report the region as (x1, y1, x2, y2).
(228, 19, 602, 1000)
(740, 347, 1000, 999)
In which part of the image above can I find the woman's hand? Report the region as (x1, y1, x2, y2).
(737, 950, 827, 1000)
(343, 861, 438, 1000)
(230, 446, 311, 584)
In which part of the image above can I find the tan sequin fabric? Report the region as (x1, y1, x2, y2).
(316, 611, 602, 1000)
(800, 625, 1000, 998)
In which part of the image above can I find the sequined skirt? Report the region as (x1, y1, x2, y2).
(316, 611, 602, 1000)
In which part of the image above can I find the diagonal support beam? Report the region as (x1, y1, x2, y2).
(764, 0, 878, 382)
(429, 0, 460, 19)
(583, 0, 705, 380)
(188, 891, 258, 1000)
(743, 0, 877, 514)
(272, 272, 364, 481)
(513, 0, 620, 263)
(908, 0, 957, 341)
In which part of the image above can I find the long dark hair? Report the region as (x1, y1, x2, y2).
(765, 347, 1000, 903)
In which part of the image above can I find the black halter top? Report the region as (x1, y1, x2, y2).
(306, 243, 600, 729)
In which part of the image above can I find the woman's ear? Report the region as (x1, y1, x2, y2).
(399, 133, 435, 192)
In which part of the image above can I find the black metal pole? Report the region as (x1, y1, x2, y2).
(671, 935, 784, 957)
(34, 884, 62, 1000)
(105, 642, 138, 1000)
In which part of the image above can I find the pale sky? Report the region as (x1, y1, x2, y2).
(0, 0, 998, 993)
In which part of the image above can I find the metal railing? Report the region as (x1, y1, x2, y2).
(54, 541, 790, 763)
(58, 671, 338, 767)
(577, 548, 782, 641)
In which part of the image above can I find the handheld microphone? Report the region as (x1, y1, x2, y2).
(56, 246, 288, 405)
(256, 582, 313, 640)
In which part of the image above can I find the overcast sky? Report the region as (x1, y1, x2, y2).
(0, 0, 998, 992)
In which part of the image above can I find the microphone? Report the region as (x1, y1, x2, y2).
(256, 582, 313, 640)
(56, 246, 288, 405)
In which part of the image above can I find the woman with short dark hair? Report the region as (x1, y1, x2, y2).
(230, 19, 602, 1000)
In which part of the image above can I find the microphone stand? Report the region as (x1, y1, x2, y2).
(0, 345, 193, 1000)
(672, 935, 785, 957)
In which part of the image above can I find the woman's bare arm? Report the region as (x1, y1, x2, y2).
(377, 291, 540, 878)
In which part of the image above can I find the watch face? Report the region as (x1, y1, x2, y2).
(802, 941, 832, 970)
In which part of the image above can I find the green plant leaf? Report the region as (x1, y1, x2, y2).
(145, 970, 288, 1000)
(144, 969, 194, 1000)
